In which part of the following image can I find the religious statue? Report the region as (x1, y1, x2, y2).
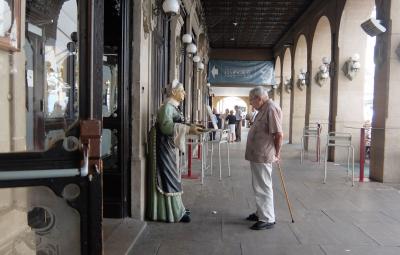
(147, 80, 203, 223)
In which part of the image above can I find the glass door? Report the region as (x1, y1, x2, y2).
(102, 0, 131, 218)
(0, 0, 104, 254)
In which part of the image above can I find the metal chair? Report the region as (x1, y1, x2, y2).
(209, 129, 231, 181)
(300, 124, 321, 164)
(323, 132, 354, 186)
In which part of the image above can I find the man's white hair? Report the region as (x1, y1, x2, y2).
(249, 86, 269, 99)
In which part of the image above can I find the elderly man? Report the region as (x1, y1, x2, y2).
(245, 86, 283, 230)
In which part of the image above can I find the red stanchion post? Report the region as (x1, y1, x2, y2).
(188, 143, 192, 177)
(359, 128, 365, 182)
(182, 140, 200, 180)
(198, 144, 201, 159)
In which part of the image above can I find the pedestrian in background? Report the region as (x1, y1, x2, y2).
(226, 110, 237, 142)
(234, 105, 242, 142)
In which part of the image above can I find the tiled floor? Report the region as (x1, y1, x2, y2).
(129, 130, 400, 255)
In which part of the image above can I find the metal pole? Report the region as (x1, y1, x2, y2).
(198, 144, 201, 159)
(188, 143, 192, 177)
(317, 124, 321, 163)
(359, 128, 365, 182)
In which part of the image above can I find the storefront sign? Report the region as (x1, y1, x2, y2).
(208, 60, 275, 85)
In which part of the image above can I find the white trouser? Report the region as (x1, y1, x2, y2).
(250, 161, 275, 223)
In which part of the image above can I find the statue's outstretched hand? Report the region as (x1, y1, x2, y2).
(189, 125, 203, 135)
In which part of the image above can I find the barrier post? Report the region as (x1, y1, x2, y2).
(317, 123, 321, 163)
(188, 143, 192, 176)
(359, 128, 365, 182)
(182, 139, 200, 179)
(198, 144, 201, 159)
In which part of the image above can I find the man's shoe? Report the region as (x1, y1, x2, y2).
(246, 213, 259, 221)
(250, 221, 275, 230)
(180, 214, 191, 223)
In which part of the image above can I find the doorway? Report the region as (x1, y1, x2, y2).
(102, 0, 132, 218)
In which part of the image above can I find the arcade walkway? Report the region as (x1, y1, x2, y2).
(129, 130, 400, 255)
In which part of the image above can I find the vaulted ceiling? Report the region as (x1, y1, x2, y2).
(200, 0, 314, 49)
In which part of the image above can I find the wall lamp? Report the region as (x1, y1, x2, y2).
(297, 68, 307, 90)
(182, 33, 192, 44)
(153, 0, 180, 17)
(274, 75, 281, 87)
(193, 55, 201, 63)
(181, 33, 197, 56)
(342, 53, 361, 81)
(197, 62, 205, 71)
(186, 43, 197, 56)
(284, 76, 292, 93)
(275, 84, 281, 95)
(315, 57, 330, 86)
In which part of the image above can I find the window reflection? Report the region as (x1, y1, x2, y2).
(45, 61, 70, 118)
(103, 52, 118, 117)
(0, 0, 79, 153)
(43, 1, 78, 120)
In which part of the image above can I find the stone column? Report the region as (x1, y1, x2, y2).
(334, 0, 375, 162)
(131, 0, 151, 219)
(282, 49, 292, 143)
(169, 16, 184, 83)
(370, 0, 400, 182)
(291, 36, 308, 144)
(184, 18, 193, 122)
(281, 85, 291, 143)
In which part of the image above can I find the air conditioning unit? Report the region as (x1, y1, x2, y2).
(361, 18, 386, 37)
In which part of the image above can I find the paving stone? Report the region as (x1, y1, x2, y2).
(104, 219, 146, 255)
(127, 238, 160, 255)
(321, 245, 400, 255)
(211, 241, 242, 255)
(156, 239, 221, 255)
(289, 220, 378, 245)
(241, 243, 324, 255)
(380, 209, 400, 222)
(354, 221, 400, 246)
(322, 209, 398, 225)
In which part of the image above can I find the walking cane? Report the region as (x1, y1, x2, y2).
(276, 161, 295, 223)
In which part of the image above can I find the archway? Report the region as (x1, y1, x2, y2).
(216, 97, 248, 114)
(282, 48, 292, 143)
(273, 57, 281, 104)
(292, 35, 308, 144)
(335, 0, 375, 163)
(309, 16, 332, 143)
